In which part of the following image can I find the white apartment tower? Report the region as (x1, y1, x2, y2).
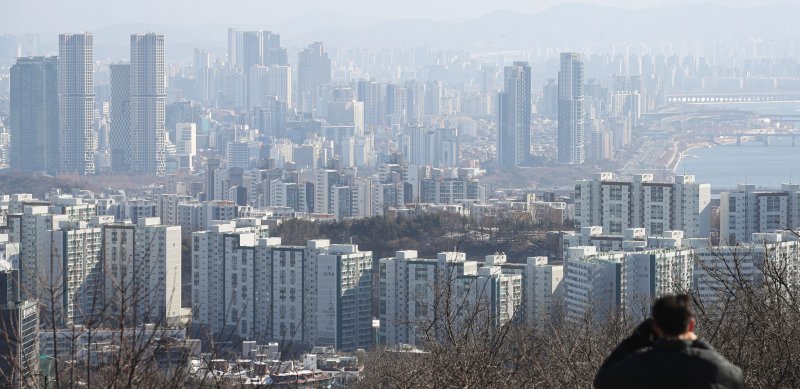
(109, 63, 131, 172)
(720, 183, 800, 244)
(558, 52, 585, 165)
(192, 225, 373, 349)
(58, 33, 95, 175)
(574, 173, 710, 238)
(497, 61, 531, 168)
(129, 33, 166, 176)
(379, 251, 484, 346)
(456, 265, 523, 328)
(315, 244, 373, 350)
(564, 244, 695, 323)
(102, 218, 182, 324)
(525, 257, 564, 327)
(48, 219, 106, 325)
(191, 219, 274, 340)
(268, 65, 292, 108)
(297, 42, 331, 113)
(564, 246, 622, 323)
(175, 123, 197, 171)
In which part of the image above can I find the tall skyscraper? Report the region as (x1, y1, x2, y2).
(424, 80, 442, 116)
(262, 31, 288, 66)
(497, 61, 531, 168)
(358, 80, 382, 128)
(193, 48, 211, 102)
(239, 31, 262, 74)
(267, 65, 292, 108)
(558, 52, 585, 164)
(248, 65, 269, 110)
(227, 28, 239, 69)
(9, 56, 59, 174)
(227, 29, 289, 111)
(226, 29, 288, 70)
(298, 42, 331, 113)
(130, 33, 166, 176)
(109, 63, 131, 173)
(58, 33, 95, 175)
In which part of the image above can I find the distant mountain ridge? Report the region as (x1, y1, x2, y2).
(284, 3, 800, 49)
(35, 2, 800, 58)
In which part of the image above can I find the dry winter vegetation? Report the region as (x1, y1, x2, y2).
(4, 228, 800, 388)
(358, 241, 800, 389)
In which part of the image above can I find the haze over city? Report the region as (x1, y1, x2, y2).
(0, 0, 797, 387)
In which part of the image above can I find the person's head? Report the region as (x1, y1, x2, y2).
(652, 294, 695, 337)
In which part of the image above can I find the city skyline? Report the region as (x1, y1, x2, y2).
(1, 1, 799, 386)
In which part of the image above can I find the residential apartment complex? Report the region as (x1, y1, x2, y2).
(574, 173, 711, 237)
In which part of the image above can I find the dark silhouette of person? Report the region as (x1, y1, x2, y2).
(594, 294, 743, 389)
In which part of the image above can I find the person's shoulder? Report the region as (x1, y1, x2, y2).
(690, 346, 743, 384)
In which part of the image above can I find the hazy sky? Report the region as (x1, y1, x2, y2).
(2, 0, 782, 34)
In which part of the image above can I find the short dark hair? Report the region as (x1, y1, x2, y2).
(652, 294, 693, 336)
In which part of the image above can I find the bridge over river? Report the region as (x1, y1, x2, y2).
(667, 92, 800, 103)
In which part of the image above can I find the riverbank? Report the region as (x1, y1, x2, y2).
(670, 142, 711, 172)
(669, 135, 740, 172)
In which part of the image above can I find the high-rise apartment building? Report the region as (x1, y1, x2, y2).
(174, 123, 196, 171)
(129, 33, 166, 176)
(384, 83, 408, 125)
(358, 80, 382, 128)
(228, 28, 287, 70)
(573, 173, 711, 238)
(0, 269, 39, 389)
(109, 63, 131, 172)
(261, 31, 288, 67)
(193, 48, 212, 102)
(403, 126, 460, 168)
(379, 251, 475, 346)
(315, 244, 373, 350)
(456, 265, 523, 328)
(7, 204, 66, 301)
(252, 98, 287, 138)
(298, 42, 331, 113)
(563, 246, 622, 323)
(48, 219, 106, 325)
(564, 244, 694, 323)
(9, 56, 59, 174)
(525, 257, 564, 327)
(540, 78, 558, 118)
(102, 218, 182, 324)
(267, 65, 292, 108)
(423, 81, 442, 116)
(191, 220, 273, 341)
(720, 183, 800, 244)
(497, 61, 531, 167)
(192, 223, 373, 349)
(247, 65, 269, 110)
(58, 33, 95, 175)
(694, 232, 800, 306)
(227, 29, 289, 111)
(558, 52, 585, 164)
(378, 251, 522, 346)
(238, 30, 262, 74)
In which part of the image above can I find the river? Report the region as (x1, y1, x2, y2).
(675, 101, 800, 190)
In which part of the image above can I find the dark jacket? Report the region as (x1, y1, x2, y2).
(594, 335, 744, 389)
